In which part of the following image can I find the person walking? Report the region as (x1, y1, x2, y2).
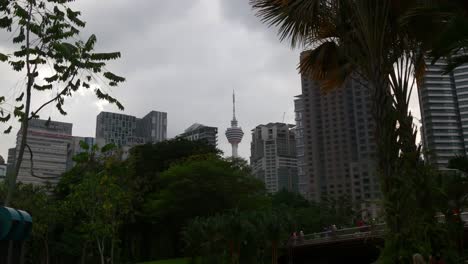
(413, 253, 426, 264)
(299, 230, 304, 244)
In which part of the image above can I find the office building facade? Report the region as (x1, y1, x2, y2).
(300, 62, 379, 202)
(96, 111, 167, 147)
(250, 123, 298, 193)
(178, 123, 218, 147)
(418, 59, 468, 168)
(14, 119, 73, 185)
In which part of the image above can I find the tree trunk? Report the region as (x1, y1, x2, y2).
(44, 237, 49, 264)
(7, 241, 14, 264)
(272, 241, 277, 264)
(81, 244, 86, 264)
(4, 1, 34, 207)
(96, 238, 105, 264)
(110, 238, 115, 264)
(19, 241, 26, 264)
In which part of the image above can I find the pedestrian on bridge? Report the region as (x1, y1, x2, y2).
(413, 253, 427, 264)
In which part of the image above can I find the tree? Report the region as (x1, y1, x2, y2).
(271, 189, 309, 209)
(0, 0, 125, 206)
(249, 0, 461, 261)
(63, 146, 131, 264)
(403, 1, 468, 72)
(121, 139, 222, 261)
(143, 155, 268, 260)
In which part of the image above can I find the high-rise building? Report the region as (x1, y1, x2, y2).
(226, 91, 244, 157)
(300, 58, 379, 202)
(96, 110, 167, 147)
(137, 111, 168, 143)
(178, 123, 218, 147)
(250, 123, 298, 193)
(14, 119, 73, 185)
(418, 59, 468, 168)
(0, 155, 6, 180)
(294, 95, 308, 198)
(7, 147, 15, 176)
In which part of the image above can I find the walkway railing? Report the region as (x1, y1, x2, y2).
(295, 212, 468, 247)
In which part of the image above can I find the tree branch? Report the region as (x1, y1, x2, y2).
(29, 72, 77, 120)
(25, 144, 60, 180)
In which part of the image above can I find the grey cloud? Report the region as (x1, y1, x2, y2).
(0, 0, 303, 160)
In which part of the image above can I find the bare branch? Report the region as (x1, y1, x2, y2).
(25, 144, 60, 180)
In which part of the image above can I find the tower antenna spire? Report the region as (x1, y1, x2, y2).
(233, 90, 236, 121)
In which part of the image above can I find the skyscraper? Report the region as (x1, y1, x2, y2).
(178, 123, 218, 147)
(225, 91, 244, 157)
(300, 57, 379, 202)
(294, 95, 308, 198)
(14, 119, 73, 185)
(96, 110, 167, 147)
(250, 123, 298, 193)
(418, 59, 468, 168)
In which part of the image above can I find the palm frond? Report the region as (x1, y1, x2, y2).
(299, 41, 353, 92)
(250, 0, 335, 48)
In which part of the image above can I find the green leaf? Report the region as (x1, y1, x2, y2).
(101, 143, 116, 153)
(14, 4, 28, 19)
(56, 102, 67, 115)
(33, 84, 53, 91)
(103, 72, 125, 83)
(12, 27, 24, 43)
(9, 60, 25, 71)
(85, 35, 97, 51)
(90, 52, 121, 61)
(79, 140, 89, 151)
(0, 16, 12, 29)
(0, 113, 10, 122)
(44, 74, 59, 83)
(116, 101, 124, 111)
(3, 126, 12, 134)
(15, 92, 24, 102)
(0, 52, 8, 62)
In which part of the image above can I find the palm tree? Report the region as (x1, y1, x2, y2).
(249, 0, 467, 261)
(402, 1, 468, 73)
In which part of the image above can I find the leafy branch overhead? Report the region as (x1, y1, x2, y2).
(0, 0, 125, 126)
(0, 0, 125, 206)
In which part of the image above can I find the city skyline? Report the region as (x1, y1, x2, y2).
(0, 1, 421, 162)
(0, 0, 301, 161)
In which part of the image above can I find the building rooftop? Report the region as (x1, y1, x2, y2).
(0, 155, 4, 165)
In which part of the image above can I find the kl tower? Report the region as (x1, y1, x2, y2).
(225, 91, 244, 157)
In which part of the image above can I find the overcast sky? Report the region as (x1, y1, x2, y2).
(0, 0, 421, 162)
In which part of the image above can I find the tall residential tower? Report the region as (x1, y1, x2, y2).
(225, 91, 244, 157)
(250, 123, 298, 193)
(300, 52, 379, 203)
(418, 59, 468, 168)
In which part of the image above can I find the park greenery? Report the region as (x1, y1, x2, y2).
(4, 138, 468, 264)
(0, 138, 362, 264)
